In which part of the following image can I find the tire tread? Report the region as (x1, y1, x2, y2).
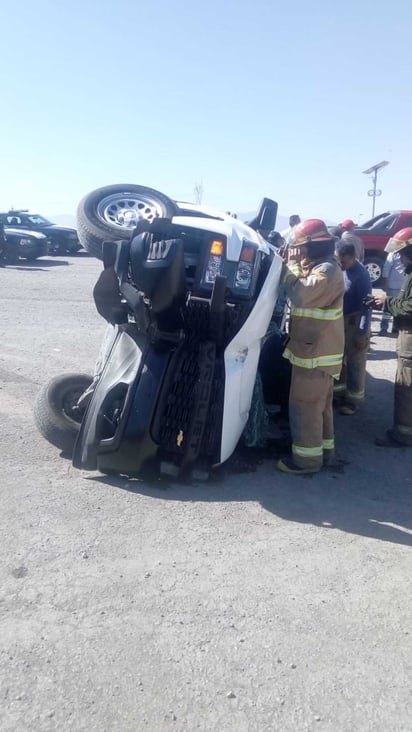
(76, 184, 177, 260)
(33, 373, 92, 454)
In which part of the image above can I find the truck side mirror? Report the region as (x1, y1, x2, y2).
(247, 198, 278, 233)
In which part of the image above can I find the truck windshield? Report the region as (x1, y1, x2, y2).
(361, 212, 392, 229)
(27, 215, 53, 226)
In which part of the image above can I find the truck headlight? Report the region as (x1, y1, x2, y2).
(204, 238, 225, 285)
(19, 238, 32, 247)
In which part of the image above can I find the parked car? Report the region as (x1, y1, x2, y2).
(0, 210, 81, 255)
(2, 226, 48, 263)
(354, 210, 412, 284)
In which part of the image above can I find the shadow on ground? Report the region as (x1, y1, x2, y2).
(13, 258, 72, 270)
(69, 351, 409, 548)
(86, 368, 411, 550)
(88, 458, 411, 548)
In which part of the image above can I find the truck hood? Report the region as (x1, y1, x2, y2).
(42, 224, 78, 235)
(171, 206, 272, 261)
(5, 227, 48, 240)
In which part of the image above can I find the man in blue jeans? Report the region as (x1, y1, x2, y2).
(0, 219, 6, 267)
(335, 242, 372, 415)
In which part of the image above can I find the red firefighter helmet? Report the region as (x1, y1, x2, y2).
(385, 227, 412, 253)
(294, 219, 333, 246)
(340, 219, 356, 230)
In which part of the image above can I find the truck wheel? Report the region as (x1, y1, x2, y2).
(21, 254, 40, 261)
(49, 237, 67, 256)
(4, 241, 19, 265)
(364, 256, 384, 286)
(34, 373, 93, 454)
(77, 184, 177, 260)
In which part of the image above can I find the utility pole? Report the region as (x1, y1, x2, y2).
(193, 182, 204, 205)
(362, 161, 389, 218)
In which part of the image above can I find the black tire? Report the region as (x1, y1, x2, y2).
(34, 373, 93, 453)
(21, 254, 40, 262)
(4, 241, 19, 265)
(364, 255, 385, 286)
(76, 184, 178, 260)
(48, 237, 67, 256)
(67, 242, 82, 255)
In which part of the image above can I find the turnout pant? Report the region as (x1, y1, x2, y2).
(335, 314, 369, 404)
(289, 366, 335, 469)
(380, 288, 401, 333)
(392, 330, 412, 445)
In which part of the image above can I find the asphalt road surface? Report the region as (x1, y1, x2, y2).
(0, 255, 411, 731)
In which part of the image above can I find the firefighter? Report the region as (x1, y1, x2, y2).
(373, 228, 412, 447)
(276, 219, 345, 474)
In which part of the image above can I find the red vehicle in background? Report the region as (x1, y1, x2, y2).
(355, 210, 412, 285)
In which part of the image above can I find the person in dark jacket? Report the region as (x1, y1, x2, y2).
(259, 328, 291, 420)
(334, 242, 372, 414)
(0, 218, 7, 267)
(373, 228, 412, 447)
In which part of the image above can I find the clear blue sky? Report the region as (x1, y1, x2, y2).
(0, 0, 410, 224)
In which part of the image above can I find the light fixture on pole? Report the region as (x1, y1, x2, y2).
(362, 160, 389, 217)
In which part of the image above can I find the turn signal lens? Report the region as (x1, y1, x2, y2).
(210, 239, 224, 256)
(240, 244, 256, 262)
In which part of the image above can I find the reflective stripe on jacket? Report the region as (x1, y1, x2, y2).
(282, 257, 345, 378)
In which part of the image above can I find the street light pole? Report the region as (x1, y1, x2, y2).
(372, 168, 378, 217)
(362, 160, 389, 218)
